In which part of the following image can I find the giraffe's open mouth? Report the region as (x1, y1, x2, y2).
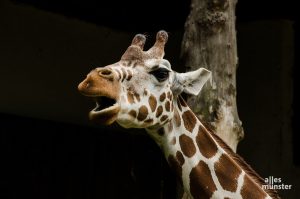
(89, 96, 120, 125)
(93, 96, 116, 111)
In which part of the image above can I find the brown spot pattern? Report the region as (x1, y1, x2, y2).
(115, 70, 122, 80)
(143, 89, 148, 96)
(196, 126, 218, 158)
(176, 151, 185, 166)
(144, 118, 153, 125)
(160, 115, 168, 122)
(165, 101, 170, 112)
(167, 91, 172, 100)
(127, 92, 134, 104)
(137, 106, 148, 121)
(171, 137, 176, 145)
(156, 106, 163, 117)
(207, 128, 280, 199)
(168, 155, 182, 185)
(182, 111, 197, 133)
(215, 154, 241, 192)
(190, 161, 217, 199)
(129, 110, 137, 118)
(126, 70, 132, 81)
(148, 95, 157, 112)
(160, 92, 166, 102)
(178, 96, 187, 107)
(177, 98, 182, 111)
(241, 175, 267, 199)
(121, 68, 127, 82)
(179, 134, 196, 158)
(134, 93, 140, 102)
(174, 108, 181, 127)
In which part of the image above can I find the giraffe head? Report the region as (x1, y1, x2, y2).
(78, 31, 211, 128)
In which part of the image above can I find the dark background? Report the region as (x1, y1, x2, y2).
(0, 0, 298, 198)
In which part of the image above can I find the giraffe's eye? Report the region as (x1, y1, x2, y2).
(150, 68, 170, 82)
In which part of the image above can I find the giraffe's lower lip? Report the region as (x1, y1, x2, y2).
(89, 97, 120, 125)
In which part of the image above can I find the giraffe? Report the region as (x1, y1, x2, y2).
(78, 31, 280, 199)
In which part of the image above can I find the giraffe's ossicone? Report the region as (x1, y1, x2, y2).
(78, 31, 280, 199)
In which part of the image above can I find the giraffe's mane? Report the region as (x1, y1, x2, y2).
(201, 120, 281, 199)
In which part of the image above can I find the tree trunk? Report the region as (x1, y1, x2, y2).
(181, 0, 243, 152)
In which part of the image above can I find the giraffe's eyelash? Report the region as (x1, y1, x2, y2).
(149, 67, 170, 82)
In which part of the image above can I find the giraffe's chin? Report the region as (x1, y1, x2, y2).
(89, 103, 120, 125)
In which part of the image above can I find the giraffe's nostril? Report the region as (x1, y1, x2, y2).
(98, 69, 114, 80)
(100, 70, 112, 76)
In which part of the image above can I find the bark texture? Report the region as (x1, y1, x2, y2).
(181, 0, 243, 152)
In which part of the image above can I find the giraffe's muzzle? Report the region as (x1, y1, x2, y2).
(78, 68, 120, 125)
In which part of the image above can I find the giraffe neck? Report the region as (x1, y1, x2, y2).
(146, 96, 276, 199)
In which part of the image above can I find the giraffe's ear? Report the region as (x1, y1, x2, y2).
(176, 68, 211, 95)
